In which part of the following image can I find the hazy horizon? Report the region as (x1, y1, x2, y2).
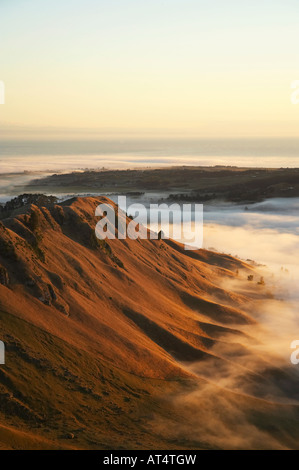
(1, 136, 299, 174)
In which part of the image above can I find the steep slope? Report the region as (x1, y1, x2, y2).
(0, 196, 298, 449)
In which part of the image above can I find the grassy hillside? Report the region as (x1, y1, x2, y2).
(0, 196, 298, 449)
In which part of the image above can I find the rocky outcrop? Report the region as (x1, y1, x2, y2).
(0, 265, 9, 286)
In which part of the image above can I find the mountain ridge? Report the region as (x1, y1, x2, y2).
(1, 195, 298, 449)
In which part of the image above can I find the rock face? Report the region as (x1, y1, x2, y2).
(0, 265, 9, 286)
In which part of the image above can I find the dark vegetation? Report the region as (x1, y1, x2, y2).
(25, 167, 299, 204)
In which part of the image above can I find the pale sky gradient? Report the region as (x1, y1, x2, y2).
(1, 0, 299, 138)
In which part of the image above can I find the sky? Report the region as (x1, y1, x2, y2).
(1, 0, 299, 138)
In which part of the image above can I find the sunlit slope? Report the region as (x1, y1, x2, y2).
(0, 196, 298, 449)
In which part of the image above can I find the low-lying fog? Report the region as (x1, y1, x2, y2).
(204, 198, 299, 272)
(143, 197, 299, 449)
